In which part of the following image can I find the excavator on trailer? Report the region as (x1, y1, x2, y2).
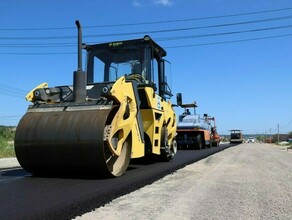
(14, 21, 177, 177)
(176, 94, 220, 149)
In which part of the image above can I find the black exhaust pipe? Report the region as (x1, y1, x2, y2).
(73, 20, 86, 102)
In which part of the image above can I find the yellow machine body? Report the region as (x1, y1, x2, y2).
(106, 77, 176, 158)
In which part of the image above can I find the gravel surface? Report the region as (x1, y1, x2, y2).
(75, 143, 292, 220)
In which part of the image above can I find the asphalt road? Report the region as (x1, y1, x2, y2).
(0, 144, 231, 220)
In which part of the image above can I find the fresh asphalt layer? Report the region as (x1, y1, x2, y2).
(0, 144, 232, 220)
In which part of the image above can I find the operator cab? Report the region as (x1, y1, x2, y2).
(178, 102, 198, 122)
(29, 36, 172, 105)
(85, 35, 172, 100)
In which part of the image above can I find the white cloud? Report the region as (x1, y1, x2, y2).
(132, 0, 174, 8)
(132, 0, 142, 7)
(154, 0, 174, 6)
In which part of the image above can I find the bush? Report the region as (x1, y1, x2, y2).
(0, 126, 16, 158)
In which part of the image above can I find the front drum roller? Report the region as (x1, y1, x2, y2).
(15, 108, 131, 177)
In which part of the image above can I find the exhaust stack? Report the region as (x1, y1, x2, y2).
(73, 20, 86, 102)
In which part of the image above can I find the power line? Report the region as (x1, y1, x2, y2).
(0, 44, 74, 48)
(155, 24, 292, 41)
(2, 22, 292, 48)
(0, 115, 22, 119)
(0, 83, 27, 94)
(165, 33, 292, 48)
(2, 23, 292, 47)
(0, 90, 24, 99)
(0, 83, 27, 99)
(1, 33, 291, 55)
(0, 42, 106, 47)
(0, 52, 75, 55)
(83, 7, 292, 28)
(0, 7, 291, 31)
(1, 15, 292, 41)
(78, 23, 292, 39)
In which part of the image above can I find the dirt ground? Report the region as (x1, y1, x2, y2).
(75, 143, 291, 220)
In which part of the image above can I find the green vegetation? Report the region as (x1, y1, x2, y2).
(0, 126, 16, 158)
(254, 131, 292, 145)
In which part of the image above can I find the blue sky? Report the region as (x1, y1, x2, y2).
(0, 0, 292, 135)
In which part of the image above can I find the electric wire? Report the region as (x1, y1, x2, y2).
(0, 83, 27, 99)
(165, 33, 292, 48)
(1, 15, 292, 40)
(0, 7, 291, 31)
(0, 90, 24, 99)
(156, 24, 292, 41)
(0, 115, 22, 119)
(1, 32, 291, 54)
(0, 8, 291, 53)
(0, 83, 27, 94)
(0, 22, 292, 49)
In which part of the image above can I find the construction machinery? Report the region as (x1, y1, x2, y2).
(209, 117, 221, 146)
(229, 130, 243, 144)
(14, 21, 177, 177)
(176, 96, 220, 149)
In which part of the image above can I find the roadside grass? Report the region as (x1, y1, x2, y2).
(276, 142, 292, 146)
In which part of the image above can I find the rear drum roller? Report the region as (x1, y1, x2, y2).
(15, 108, 131, 177)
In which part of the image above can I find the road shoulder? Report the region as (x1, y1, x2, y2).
(0, 157, 20, 169)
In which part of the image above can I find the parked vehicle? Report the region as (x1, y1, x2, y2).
(247, 137, 255, 143)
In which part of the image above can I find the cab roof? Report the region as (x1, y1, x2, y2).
(85, 35, 166, 59)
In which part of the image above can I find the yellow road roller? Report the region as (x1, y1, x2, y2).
(15, 21, 177, 177)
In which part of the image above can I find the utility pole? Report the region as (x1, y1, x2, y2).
(270, 128, 271, 143)
(277, 124, 280, 143)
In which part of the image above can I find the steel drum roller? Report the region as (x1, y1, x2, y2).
(15, 108, 131, 177)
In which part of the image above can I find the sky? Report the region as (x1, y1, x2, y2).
(0, 0, 292, 135)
